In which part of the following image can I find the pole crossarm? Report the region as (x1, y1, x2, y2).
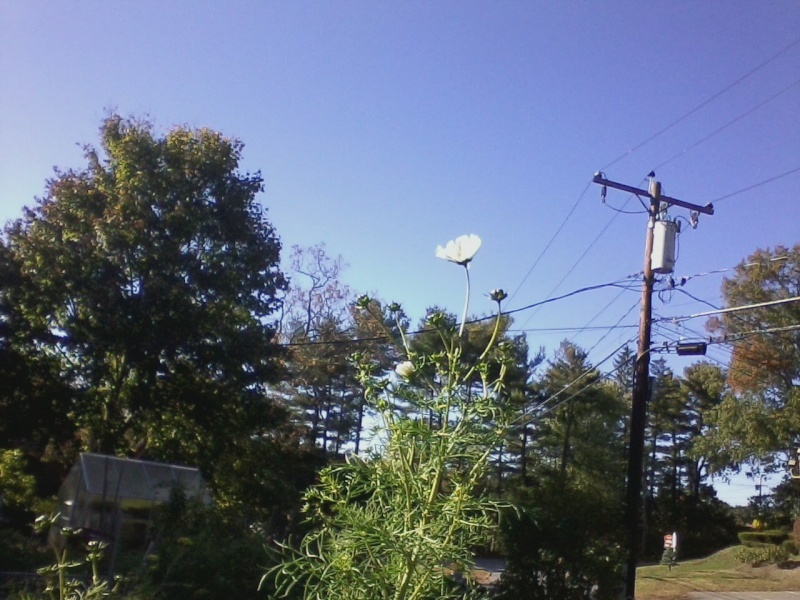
(593, 173, 715, 215)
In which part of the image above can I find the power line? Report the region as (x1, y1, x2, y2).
(507, 180, 592, 306)
(508, 38, 800, 351)
(280, 276, 641, 348)
(651, 76, 800, 172)
(674, 255, 789, 285)
(709, 165, 800, 204)
(601, 35, 800, 171)
(658, 323, 800, 350)
(654, 320, 800, 389)
(584, 298, 641, 357)
(515, 202, 635, 330)
(655, 295, 800, 324)
(509, 324, 639, 334)
(567, 284, 636, 345)
(503, 277, 640, 318)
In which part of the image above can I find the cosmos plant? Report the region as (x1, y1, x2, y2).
(266, 234, 516, 600)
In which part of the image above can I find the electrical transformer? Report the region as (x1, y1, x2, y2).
(651, 220, 678, 274)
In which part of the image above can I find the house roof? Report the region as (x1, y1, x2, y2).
(76, 453, 208, 503)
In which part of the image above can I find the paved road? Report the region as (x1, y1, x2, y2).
(689, 592, 800, 599)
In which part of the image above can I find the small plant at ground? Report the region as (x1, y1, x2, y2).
(660, 547, 677, 571)
(18, 513, 121, 600)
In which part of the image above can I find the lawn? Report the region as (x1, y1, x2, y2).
(636, 546, 800, 599)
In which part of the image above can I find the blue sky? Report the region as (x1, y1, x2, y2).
(1, 1, 798, 505)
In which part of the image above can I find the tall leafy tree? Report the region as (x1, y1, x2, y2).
(0, 243, 77, 483)
(1, 114, 288, 476)
(712, 244, 800, 398)
(680, 361, 727, 497)
(701, 244, 800, 466)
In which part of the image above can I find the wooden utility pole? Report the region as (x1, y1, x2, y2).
(592, 172, 713, 599)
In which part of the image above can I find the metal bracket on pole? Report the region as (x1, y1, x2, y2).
(593, 173, 714, 215)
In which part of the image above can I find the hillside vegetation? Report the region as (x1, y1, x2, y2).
(637, 546, 800, 599)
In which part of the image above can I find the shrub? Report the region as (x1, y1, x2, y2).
(495, 484, 625, 600)
(131, 494, 270, 600)
(734, 544, 790, 567)
(781, 539, 799, 556)
(738, 530, 789, 547)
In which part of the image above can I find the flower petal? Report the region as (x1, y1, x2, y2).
(435, 234, 482, 265)
(395, 361, 416, 379)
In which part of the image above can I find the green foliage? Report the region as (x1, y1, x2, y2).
(643, 491, 738, 560)
(700, 245, 800, 465)
(660, 547, 677, 570)
(769, 478, 800, 530)
(495, 482, 624, 600)
(680, 362, 727, 494)
(209, 429, 326, 536)
(781, 539, 799, 556)
(130, 494, 270, 600)
(0, 449, 37, 513)
(738, 530, 789, 547)
(733, 543, 790, 567)
(492, 341, 628, 599)
(279, 245, 362, 455)
(267, 263, 516, 599)
(533, 341, 627, 493)
(0, 526, 47, 573)
(1, 114, 295, 518)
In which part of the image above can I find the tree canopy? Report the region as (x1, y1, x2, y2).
(1, 114, 287, 475)
(699, 244, 800, 467)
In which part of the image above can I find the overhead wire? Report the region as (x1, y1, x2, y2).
(645, 312, 789, 401)
(288, 38, 800, 436)
(502, 276, 640, 319)
(279, 275, 642, 348)
(567, 283, 638, 344)
(514, 189, 640, 331)
(656, 322, 800, 352)
(655, 286, 800, 374)
(654, 321, 733, 366)
(669, 263, 800, 357)
(655, 295, 800, 324)
(601, 35, 800, 171)
(651, 75, 800, 173)
(509, 324, 639, 334)
(506, 180, 592, 306)
(654, 319, 797, 387)
(709, 165, 800, 204)
(584, 297, 641, 358)
(674, 254, 789, 286)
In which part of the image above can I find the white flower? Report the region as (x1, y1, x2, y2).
(395, 361, 416, 379)
(435, 234, 482, 266)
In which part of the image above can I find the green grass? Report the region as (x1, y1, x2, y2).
(636, 546, 800, 600)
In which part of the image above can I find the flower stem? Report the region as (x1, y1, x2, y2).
(458, 265, 470, 337)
